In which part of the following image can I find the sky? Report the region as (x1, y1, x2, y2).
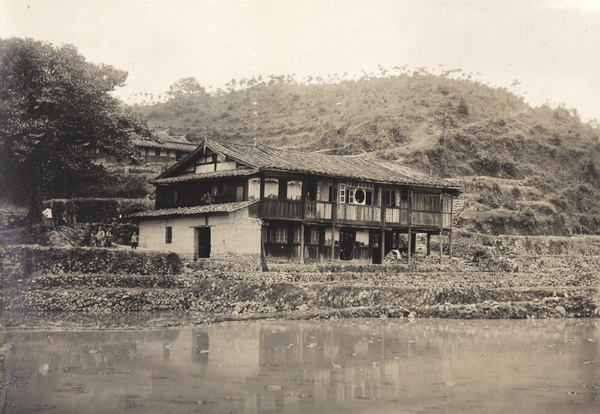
(1, 0, 600, 121)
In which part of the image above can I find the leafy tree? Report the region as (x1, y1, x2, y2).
(0, 37, 149, 225)
(165, 77, 207, 99)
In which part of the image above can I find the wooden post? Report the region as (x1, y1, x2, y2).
(381, 228, 385, 264)
(427, 233, 431, 255)
(439, 230, 443, 265)
(260, 223, 269, 272)
(407, 188, 412, 265)
(330, 180, 338, 263)
(439, 193, 444, 265)
(299, 223, 305, 264)
(407, 230, 411, 264)
(299, 178, 307, 265)
(449, 230, 453, 262)
(330, 224, 336, 262)
(258, 172, 265, 217)
(259, 173, 268, 271)
(380, 185, 386, 264)
(449, 194, 454, 262)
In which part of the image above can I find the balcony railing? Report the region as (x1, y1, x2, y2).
(306, 201, 333, 220)
(260, 198, 452, 229)
(337, 204, 381, 223)
(262, 198, 302, 219)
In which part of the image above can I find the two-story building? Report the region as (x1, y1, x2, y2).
(94, 130, 197, 165)
(131, 139, 460, 264)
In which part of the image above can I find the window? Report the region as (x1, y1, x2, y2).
(401, 189, 409, 201)
(310, 227, 320, 245)
(385, 190, 396, 207)
(265, 179, 279, 198)
(248, 178, 261, 200)
(165, 227, 172, 244)
(339, 183, 346, 203)
(275, 226, 288, 243)
(212, 181, 227, 196)
(287, 180, 302, 200)
(329, 186, 338, 202)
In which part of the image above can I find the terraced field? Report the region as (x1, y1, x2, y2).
(1, 234, 598, 327)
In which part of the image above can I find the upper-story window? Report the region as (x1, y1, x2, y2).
(287, 181, 302, 200)
(341, 181, 374, 206)
(212, 181, 227, 196)
(385, 190, 396, 207)
(265, 179, 279, 198)
(248, 178, 261, 200)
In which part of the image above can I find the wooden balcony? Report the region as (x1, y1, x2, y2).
(385, 207, 408, 225)
(337, 204, 381, 224)
(262, 198, 302, 219)
(305, 201, 333, 220)
(260, 197, 452, 229)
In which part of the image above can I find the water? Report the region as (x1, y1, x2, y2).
(0, 318, 598, 413)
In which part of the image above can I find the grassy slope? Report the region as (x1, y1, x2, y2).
(134, 73, 600, 235)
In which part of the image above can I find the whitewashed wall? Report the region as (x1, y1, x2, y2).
(138, 209, 262, 256)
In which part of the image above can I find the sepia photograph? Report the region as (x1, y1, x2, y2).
(0, 0, 599, 412)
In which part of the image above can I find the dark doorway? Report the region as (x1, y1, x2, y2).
(371, 230, 382, 264)
(340, 229, 356, 261)
(197, 227, 211, 258)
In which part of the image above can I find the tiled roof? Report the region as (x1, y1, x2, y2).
(132, 131, 198, 152)
(128, 200, 258, 218)
(160, 139, 460, 192)
(151, 168, 259, 185)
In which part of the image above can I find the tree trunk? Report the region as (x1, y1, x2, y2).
(27, 166, 44, 227)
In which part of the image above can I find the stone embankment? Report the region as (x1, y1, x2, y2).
(1, 234, 599, 325)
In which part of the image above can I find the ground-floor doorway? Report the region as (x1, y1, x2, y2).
(196, 227, 211, 258)
(340, 229, 356, 261)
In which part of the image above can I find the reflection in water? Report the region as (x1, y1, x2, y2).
(0, 319, 598, 413)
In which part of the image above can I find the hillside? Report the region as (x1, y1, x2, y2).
(133, 71, 600, 235)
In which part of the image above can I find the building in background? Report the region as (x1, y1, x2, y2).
(94, 130, 197, 165)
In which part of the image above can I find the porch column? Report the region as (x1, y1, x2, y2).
(381, 184, 386, 264)
(439, 193, 444, 265)
(407, 230, 411, 264)
(381, 228, 385, 264)
(260, 223, 269, 272)
(426, 233, 431, 255)
(449, 230, 453, 262)
(330, 224, 336, 262)
(299, 223, 305, 265)
(407, 189, 413, 265)
(439, 230, 443, 265)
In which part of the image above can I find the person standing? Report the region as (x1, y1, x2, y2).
(131, 232, 138, 249)
(42, 206, 54, 229)
(105, 228, 113, 247)
(96, 227, 105, 248)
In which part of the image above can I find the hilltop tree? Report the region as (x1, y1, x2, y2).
(0, 37, 149, 225)
(165, 77, 207, 100)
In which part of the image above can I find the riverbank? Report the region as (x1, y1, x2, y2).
(1, 233, 599, 327)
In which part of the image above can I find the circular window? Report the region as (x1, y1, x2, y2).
(354, 189, 365, 204)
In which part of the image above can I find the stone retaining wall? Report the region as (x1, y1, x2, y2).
(1, 245, 182, 280)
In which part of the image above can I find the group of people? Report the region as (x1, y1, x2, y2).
(83, 224, 139, 249)
(41, 203, 140, 249)
(89, 226, 113, 248)
(41, 201, 78, 229)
